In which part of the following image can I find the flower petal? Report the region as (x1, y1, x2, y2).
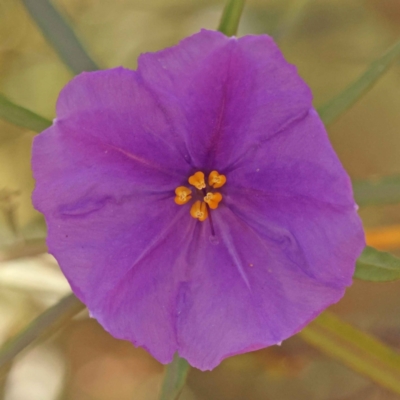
(58, 204, 193, 363)
(86, 217, 196, 364)
(138, 30, 311, 170)
(55, 66, 192, 173)
(31, 67, 199, 362)
(32, 65, 196, 294)
(227, 109, 355, 205)
(33, 121, 197, 364)
(226, 109, 365, 285)
(33, 122, 187, 293)
(173, 108, 363, 369)
(176, 207, 352, 370)
(34, 122, 196, 363)
(225, 193, 364, 286)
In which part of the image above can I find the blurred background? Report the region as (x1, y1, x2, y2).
(0, 0, 400, 399)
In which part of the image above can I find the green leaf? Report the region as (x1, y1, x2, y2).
(354, 246, 400, 282)
(159, 354, 190, 400)
(21, 0, 98, 74)
(218, 0, 245, 37)
(353, 175, 400, 207)
(300, 311, 400, 395)
(0, 293, 85, 378)
(0, 93, 51, 132)
(318, 38, 400, 126)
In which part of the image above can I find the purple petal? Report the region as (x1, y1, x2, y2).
(138, 30, 311, 170)
(83, 209, 195, 364)
(227, 110, 355, 205)
(176, 207, 349, 370)
(33, 122, 183, 297)
(175, 108, 365, 368)
(225, 109, 365, 285)
(31, 67, 196, 340)
(51, 201, 192, 363)
(55, 67, 192, 174)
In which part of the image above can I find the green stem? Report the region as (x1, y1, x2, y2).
(0, 93, 51, 132)
(159, 354, 190, 400)
(21, 0, 98, 74)
(318, 38, 400, 126)
(0, 293, 85, 378)
(218, 0, 246, 37)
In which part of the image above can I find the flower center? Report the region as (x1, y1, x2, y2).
(174, 170, 226, 221)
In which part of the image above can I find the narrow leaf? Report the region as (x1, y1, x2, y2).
(218, 0, 245, 37)
(354, 246, 400, 282)
(318, 38, 400, 126)
(0, 293, 85, 377)
(299, 311, 400, 395)
(159, 354, 190, 400)
(0, 93, 51, 132)
(21, 0, 98, 74)
(353, 175, 400, 206)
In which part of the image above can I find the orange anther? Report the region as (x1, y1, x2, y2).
(190, 201, 208, 221)
(204, 192, 222, 209)
(174, 186, 192, 205)
(208, 171, 226, 188)
(188, 171, 206, 190)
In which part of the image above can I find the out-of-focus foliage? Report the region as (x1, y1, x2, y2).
(318, 36, 400, 126)
(21, 0, 99, 74)
(300, 311, 400, 395)
(1, 0, 400, 399)
(355, 246, 400, 281)
(354, 175, 400, 207)
(0, 293, 84, 377)
(159, 354, 190, 400)
(0, 94, 51, 133)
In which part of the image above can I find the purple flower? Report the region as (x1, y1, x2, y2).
(32, 30, 365, 370)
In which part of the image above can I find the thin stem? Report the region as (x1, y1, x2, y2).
(0, 294, 85, 378)
(218, 0, 246, 37)
(159, 354, 190, 400)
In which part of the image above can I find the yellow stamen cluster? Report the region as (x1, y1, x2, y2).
(174, 170, 227, 221)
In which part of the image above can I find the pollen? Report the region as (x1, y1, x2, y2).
(208, 170, 226, 188)
(204, 192, 222, 209)
(174, 186, 192, 205)
(188, 171, 206, 190)
(190, 201, 208, 221)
